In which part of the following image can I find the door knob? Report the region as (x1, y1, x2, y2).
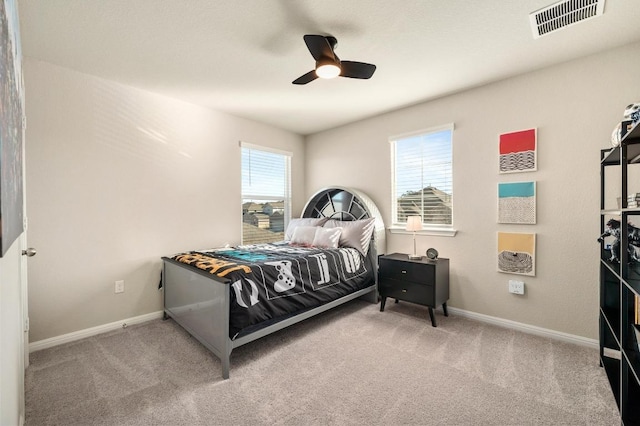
(22, 248, 36, 257)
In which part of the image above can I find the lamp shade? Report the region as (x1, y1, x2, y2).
(316, 57, 341, 79)
(316, 63, 340, 79)
(405, 215, 423, 232)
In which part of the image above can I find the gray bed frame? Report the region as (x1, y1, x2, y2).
(162, 186, 386, 379)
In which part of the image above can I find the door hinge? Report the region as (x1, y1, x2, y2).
(24, 317, 29, 332)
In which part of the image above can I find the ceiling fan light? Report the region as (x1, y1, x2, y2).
(316, 63, 340, 79)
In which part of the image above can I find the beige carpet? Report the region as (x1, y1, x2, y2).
(25, 300, 619, 425)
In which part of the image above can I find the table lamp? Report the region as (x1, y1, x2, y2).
(405, 215, 423, 260)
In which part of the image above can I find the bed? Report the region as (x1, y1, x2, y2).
(161, 186, 386, 379)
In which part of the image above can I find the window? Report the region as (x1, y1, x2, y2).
(241, 143, 291, 244)
(390, 124, 454, 233)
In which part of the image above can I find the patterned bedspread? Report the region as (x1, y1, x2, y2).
(172, 243, 374, 338)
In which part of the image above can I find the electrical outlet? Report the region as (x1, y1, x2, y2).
(115, 280, 125, 294)
(508, 280, 525, 295)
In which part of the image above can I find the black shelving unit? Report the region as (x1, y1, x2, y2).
(600, 120, 640, 424)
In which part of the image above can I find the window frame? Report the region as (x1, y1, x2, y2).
(240, 141, 292, 244)
(389, 123, 457, 237)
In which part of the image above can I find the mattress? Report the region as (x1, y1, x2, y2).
(172, 242, 374, 338)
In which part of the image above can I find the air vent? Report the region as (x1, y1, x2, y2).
(530, 0, 605, 38)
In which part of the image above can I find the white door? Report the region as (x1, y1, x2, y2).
(0, 240, 28, 426)
(0, 203, 29, 426)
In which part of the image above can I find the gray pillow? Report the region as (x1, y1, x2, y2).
(290, 226, 318, 246)
(312, 227, 342, 248)
(323, 218, 376, 255)
(285, 217, 329, 241)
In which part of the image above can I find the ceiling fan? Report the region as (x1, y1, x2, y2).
(292, 35, 377, 85)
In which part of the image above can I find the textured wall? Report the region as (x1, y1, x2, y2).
(24, 59, 305, 342)
(305, 41, 640, 339)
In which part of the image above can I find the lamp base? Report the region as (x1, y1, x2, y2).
(408, 254, 422, 260)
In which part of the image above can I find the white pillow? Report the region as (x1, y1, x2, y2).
(290, 226, 318, 246)
(312, 227, 342, 249)
(285, 217, 329, 241)
(323, 218, 376, 255)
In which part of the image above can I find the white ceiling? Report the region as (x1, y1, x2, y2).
(16, 0, 640, 135)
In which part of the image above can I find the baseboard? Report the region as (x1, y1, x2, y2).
(447, 306, 598, 349)
(28, 307, 597, 352)
(29, 310, 164, 353)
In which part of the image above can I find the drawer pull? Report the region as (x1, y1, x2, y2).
(401, 270, 407, 274)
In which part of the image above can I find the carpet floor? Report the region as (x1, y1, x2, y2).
(25, 300, 619, 425)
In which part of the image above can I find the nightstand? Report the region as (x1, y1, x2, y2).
(378, 253, 450, 327)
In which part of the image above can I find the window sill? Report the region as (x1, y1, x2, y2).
(388, 227, 457, 237)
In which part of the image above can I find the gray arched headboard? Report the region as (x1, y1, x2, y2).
(301, 186, 386, 263)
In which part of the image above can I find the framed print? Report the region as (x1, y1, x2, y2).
(497, 232, 536, 276)
(499, 128, 536, 174)
(498, 181, 536, 224)
(0, 0, 24, 257)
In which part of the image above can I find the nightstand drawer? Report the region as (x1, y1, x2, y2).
(379, 258, 430, 283)
(378, 278, 434, 306)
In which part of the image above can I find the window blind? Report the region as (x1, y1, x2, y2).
(241, 144, 291, 244)
(391, 125, 453, 227)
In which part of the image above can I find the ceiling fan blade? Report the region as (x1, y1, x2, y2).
(303, 35, 335, 61)
(340, 61, 376, 79)
(292, 70, 318, 85)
